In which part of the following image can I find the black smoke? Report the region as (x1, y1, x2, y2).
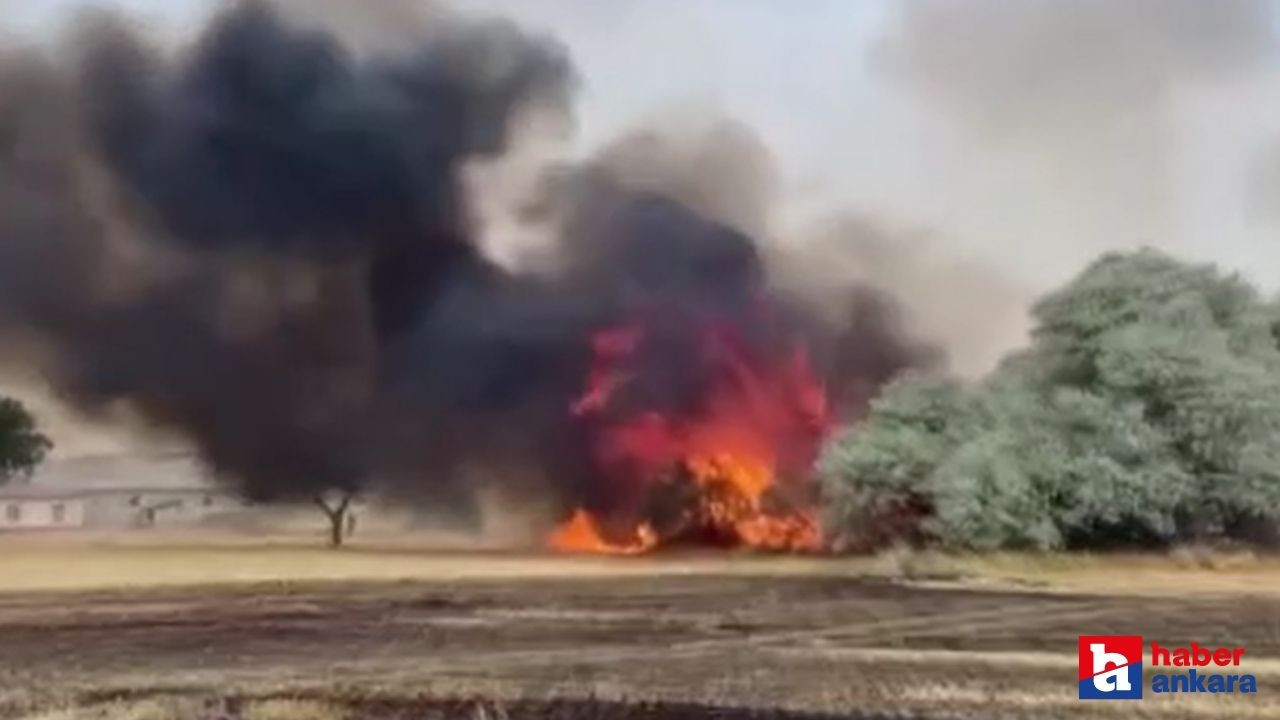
(0, 1, 933, 530)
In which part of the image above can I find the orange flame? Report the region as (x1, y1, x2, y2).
(548, 508, 658, 555)
(549, 312, 831, 554)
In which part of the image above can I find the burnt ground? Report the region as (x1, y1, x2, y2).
(1, 570, 1278, 719)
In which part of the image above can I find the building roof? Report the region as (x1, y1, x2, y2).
(0, 452, 230, 500)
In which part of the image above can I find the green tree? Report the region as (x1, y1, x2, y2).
(1029, 249, 1280, 540)
(820, 248, 1280, 550)
(0, 397, 51, 483)
(819, 374, 983, 549)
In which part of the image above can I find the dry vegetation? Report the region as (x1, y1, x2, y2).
(2, 537, 1280, 719)
(0, 535, 1276, 596)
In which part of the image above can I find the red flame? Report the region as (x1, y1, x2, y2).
(550, 309, 831, 554)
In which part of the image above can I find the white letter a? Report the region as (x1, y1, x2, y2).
(1091, 644, 1132, 693)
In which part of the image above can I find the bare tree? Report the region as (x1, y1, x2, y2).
(314, 490, 357, 548)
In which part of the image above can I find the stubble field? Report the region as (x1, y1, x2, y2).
(2, 539, 1279, 720)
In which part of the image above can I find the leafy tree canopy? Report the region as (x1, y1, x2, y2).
(0, 396, 52, 482)
(821, 249, 1280, 550)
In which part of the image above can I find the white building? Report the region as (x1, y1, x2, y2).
(0, 452, 242, 532)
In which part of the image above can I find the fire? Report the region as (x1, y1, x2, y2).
(548, 508, 658, 555)
(549, 309, 831, 554)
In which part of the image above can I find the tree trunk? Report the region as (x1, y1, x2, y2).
(314, 493, 354, 549)
(327, 508, 345, 548)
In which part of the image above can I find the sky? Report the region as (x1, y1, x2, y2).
(7, 0, 1278, 287)
(4, 0, 1280, 454)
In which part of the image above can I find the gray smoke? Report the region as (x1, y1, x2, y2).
(880, 0, 1280, 287)
(0, 1, 933, 527)
(887, 0, 1276, 132)
(0, 0, 575, 508)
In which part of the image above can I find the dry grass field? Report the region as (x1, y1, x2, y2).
(3, 537, 1280, 719)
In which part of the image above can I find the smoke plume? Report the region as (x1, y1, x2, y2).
(0, 0, 930, 529)
(887, 0, 1275, 131)
(879, 0, 1279, 289)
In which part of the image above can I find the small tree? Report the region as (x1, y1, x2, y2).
(314, 489, 357, 548)
(0, 397, 52, 484)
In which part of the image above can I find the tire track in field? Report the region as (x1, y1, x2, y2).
(457, 594, 1214, 672)
(392, 595, 1143, 673)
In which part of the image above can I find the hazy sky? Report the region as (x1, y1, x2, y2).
(5, 0, 1280, 453)
(8, 0, 1279, 287)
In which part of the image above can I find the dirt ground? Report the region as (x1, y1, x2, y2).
(2, 549, 1280, 719)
